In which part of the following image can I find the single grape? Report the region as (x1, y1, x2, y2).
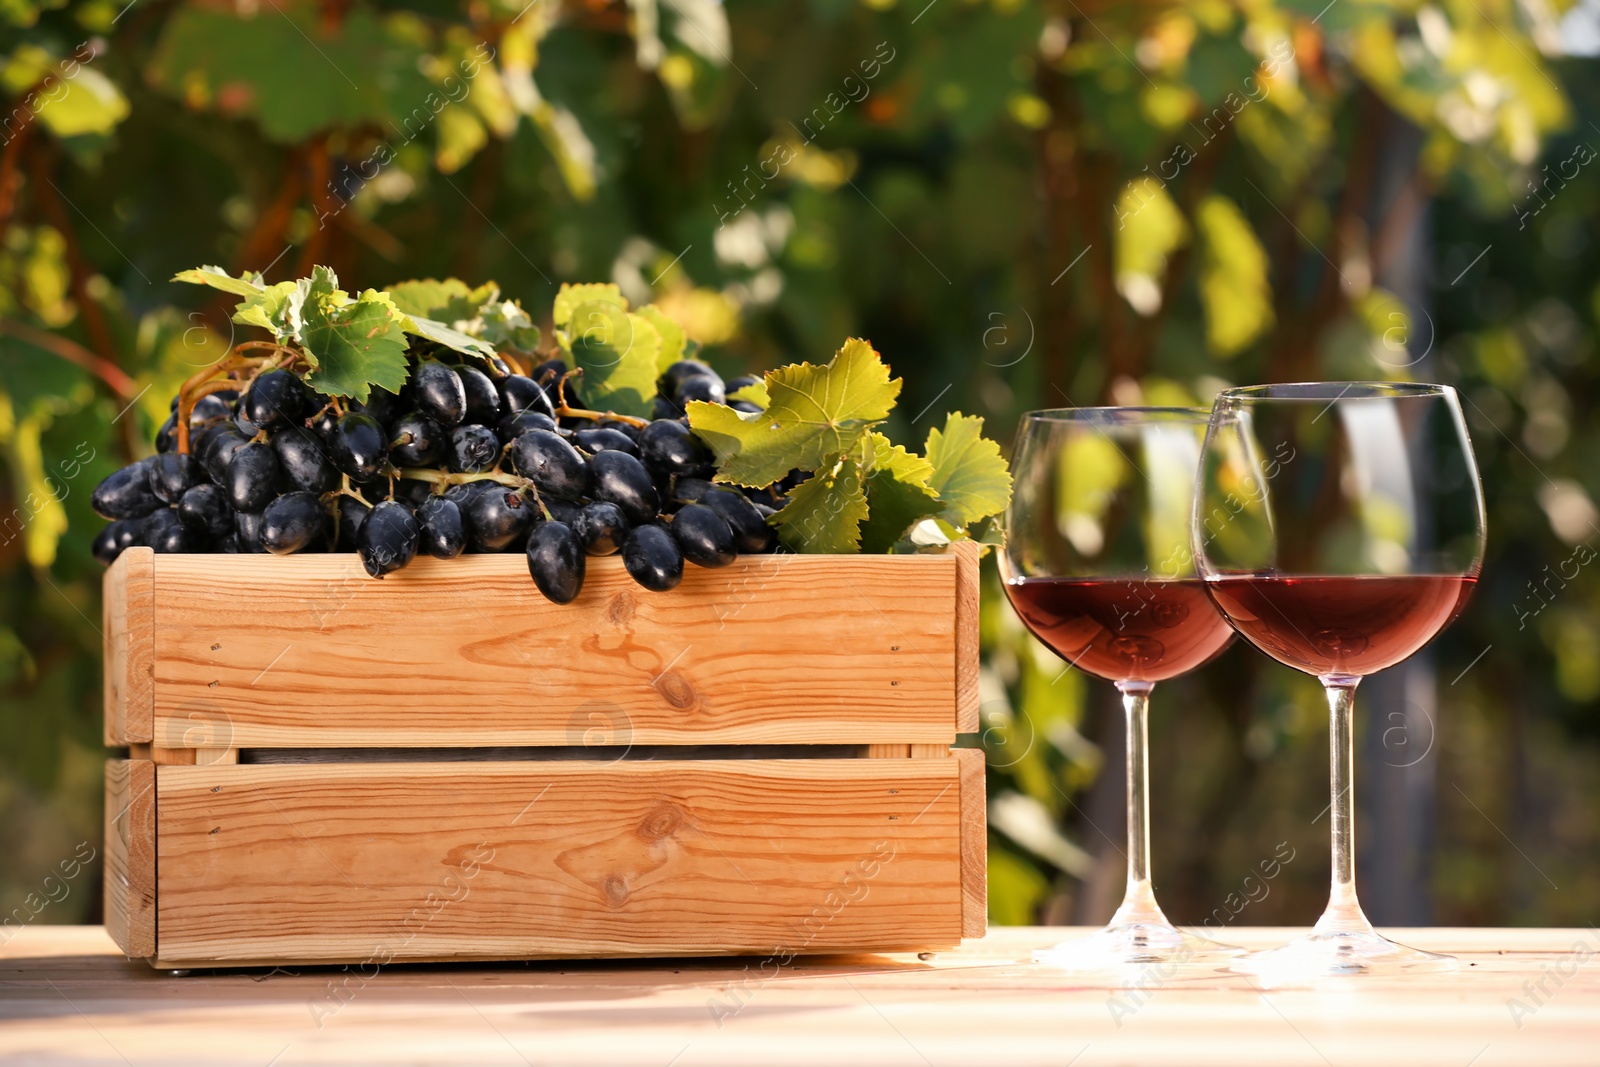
(155, 414, 177, 453)
(201, 426, 252, 485)
(233, 408, 260, 437)
(392, 478, 435, 508)
(308, 406, 340, 440)
(499, 373, 555, 419)
(465, 486, 534, 552)
(543, 498, 583, 527)
(273, 427, 340, 494)
(658, 359, 718, 399)
(413, 361, 467, 427)
(444, 479, 492, 509)
(149, 452, 201, 505)
(92, 458, 164, 521)
(574, 500, 629, 556)
(676, 375, 726, 405)
(190, 393, 233, 428)
(702, 488, 777, 553)
(390, 412, 445, 466)
(588, 450, 660, 525)
(141, 507, 200, 553)
(652, 396, 683, 420)
(510, 429, 589, 499)
(177, 483, 234, 540)
(622, 523, 683, 591)
(526, 521, 586, 604)
(531, 358, 574, 408)
(449, 424, 501, 473)
(417, 497, 466, 559)
(573, 427, 639, 457)
(353, 386, 406, 429)
(670, 503, 736, 568)
(335, 495, 370, 551)
(234, 510, 267, 553)
(497, 409, 558, 444)
(330, 413, 390, 480)
(226, 442, 281, 513)
(261, 491, 328, 555)
(638, 419, 712, 476)
(670, 477, 715, 504)
(242, 369, 309, 432)
(454, 364, 500, 426)
(358, 501, 419, 577)
(92, 519, 140, 564)
(723, 374, 762, 394)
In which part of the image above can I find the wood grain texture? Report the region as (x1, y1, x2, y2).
(953, 541, 981, 733)
(102, 547, 154, 744)
(956, 747, 987, 938)
(7, 926, 1597, 1066)
(154, 759, 964, 965)
(102, 759, 155, 958)
(140, 552, 962, 748)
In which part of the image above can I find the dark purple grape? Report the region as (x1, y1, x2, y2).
(330, 413, 389, 480)
(510, 430, 588, 500)
(141, 507, 200, 553)
(544, 498, 583, 527)
(308, 405, 340, 440)
(417, 497, 466, 559)
(448, 425, 501, 474)
(155, 414, 177, 453)
(190, 393, 232, 428)
(526, 521, 585, 604)
(498, 374, 555, 420)
(677, 375, 726, 405)
(226, 442, 280, 513)
(241, 369, 309, 432)
(622, 523, 683, 591)
(202, 426, 251, 485)
(92, 519, 140, 564)
(497, 410, 558, 444)
(671, 504, 736, 568)
(724, 374, 761, 394)
(466, 486, 535, 552)
(652, 396, 683, 419)
(336, 496, 370, 551)
(358, 501, 418, 577)
(150, 452, 202, 504)
(393, 478, 434, 508)
(177, 483, 233, 540)
(390, 412, 445, 467)
(234, 510, 267, 553)
(413, 361, 466, 427)
(353, 386, 405, 429)
(671, 477, 715, 504)
(573, 427, 639, 457)
(531, 358, 574, 408)
(444, 479, 492, 509)
(638, 419, 712, 477)
(574, 501, 629, 556)
(588, 451, 659, 525)
(261, 491, 328, 555)
(454, 364, 500, 426)
(702, 488, 777, 553)
(93, 458, 163, 521)
(274, 427, 339, 494)
(658, 359, 718, 399)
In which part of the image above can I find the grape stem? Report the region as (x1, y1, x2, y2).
(545, 366, 652, 428)
(395, 467, 552, 522)
(174, 344, 295, 453)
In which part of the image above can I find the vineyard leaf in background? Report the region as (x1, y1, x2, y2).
(771, 458, 870, 553)
(172, 265, 266, 298)
(1195, 194, 1274, 356)
(925, 412, 1012, 527)
(1113, 176, 1189, 316)
(688, 338, 901, 487)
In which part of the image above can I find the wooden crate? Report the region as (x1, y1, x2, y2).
(102, 544, 985, 969)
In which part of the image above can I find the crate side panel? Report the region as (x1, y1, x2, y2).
(104, 759, 156, 957)
(149, 554, 959, 747)
(953, 542, 981, 733)
(155, 760, 963, 962)
(956, 748, 987, 938)
(103, 548, 154, 744)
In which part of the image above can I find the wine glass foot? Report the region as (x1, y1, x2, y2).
(1230, 929, 1457, 982)
(1033, 922, 1244, 972)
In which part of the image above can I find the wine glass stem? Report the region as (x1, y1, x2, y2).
(1319, 674, 1373, 934)
(1113, 680, 1164, 923)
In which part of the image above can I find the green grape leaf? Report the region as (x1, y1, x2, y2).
(559, 308, 661, 417)
(925, 412, 1013, 526)
(686, 338, 901, 488)
(553, 283, 627, 328)
(299, 289, 410, 401)
(636, 305, 686, 370)
(728, 379, 769, 407)
(386, 278, 492, 321)
(173, 265, 266, 298)
(478, 299, 541, 351)
(232, 280, 306, 343)
(771, 458, 870, 553)
(857, 432, 943, 554)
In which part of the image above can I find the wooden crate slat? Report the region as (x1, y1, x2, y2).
(956, 748, 987, 938)
(154, 759, 965, 964)
(103, 549, 154, 744)
(103, 759, 156, 957)
(143, 550, 965, 748)
(953, 541, 981, 733)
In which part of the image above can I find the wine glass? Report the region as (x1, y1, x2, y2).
(1192, 382, 1485, 979)
(1001, 408, 1240, 970)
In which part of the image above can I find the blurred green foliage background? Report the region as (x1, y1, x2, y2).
(3, 0, 1598, 931)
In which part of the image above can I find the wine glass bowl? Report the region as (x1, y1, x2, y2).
(1002, 408, 1239, 971)
(1192, 382, 1486, 981)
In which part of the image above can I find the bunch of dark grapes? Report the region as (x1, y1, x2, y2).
(90, 352, 785, 603)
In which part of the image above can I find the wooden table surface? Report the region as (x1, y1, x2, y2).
(2, 926, 1595, 1066)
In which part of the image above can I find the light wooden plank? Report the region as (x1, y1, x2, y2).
(953, 541, 981, 733)
(144, 553, 961, 748)
(155, 759, 964, 964)
(956, 747, 986, 938)
(102, 547, 153, 744)
(102, 759, 155, 958)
